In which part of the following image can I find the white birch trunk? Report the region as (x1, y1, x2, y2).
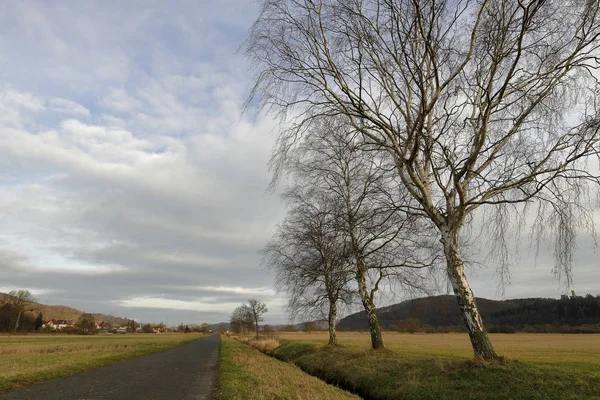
(442, 229, 498, 360)
(328, 300, 337, 346)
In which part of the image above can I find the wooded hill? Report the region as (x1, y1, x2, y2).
(0, 292, 129, 326)
(337, 294, 600, 332)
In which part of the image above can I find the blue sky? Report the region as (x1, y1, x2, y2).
(0, 1, 598, 326)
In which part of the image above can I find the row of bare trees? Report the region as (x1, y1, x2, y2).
(264, 117, 438, 348)
(230, 299, 268, 338)
(248, 0, 600, 360)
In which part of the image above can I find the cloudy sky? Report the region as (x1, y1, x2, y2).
(0, 1, 598, 326)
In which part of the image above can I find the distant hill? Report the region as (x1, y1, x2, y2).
(209, 322, 230, 331)
(0, 292, 130, 325)
(337, 294, 600, 331)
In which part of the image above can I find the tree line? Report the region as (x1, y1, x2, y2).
(491, 294, 600, 328)
(245, 0, 600, 361)
(336, 294, 600, 333)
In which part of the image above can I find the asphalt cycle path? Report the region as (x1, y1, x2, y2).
(0, 334, 220, 400)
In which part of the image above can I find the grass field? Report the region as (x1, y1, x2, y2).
(265, 332, 600, 400)
(0, 333, 204, 393)
(218, 335, 359, 400)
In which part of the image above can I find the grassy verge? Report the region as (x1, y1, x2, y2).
(217, 335, 359, 400)
(0, 333, 204, 392)
(268, 333, 600, 400)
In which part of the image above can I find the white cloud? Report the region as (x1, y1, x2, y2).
(0, 81, 283, 322)
(118, 297, 243, 311)
(2, 90, 45, 111)
(47, 98, 90, 117)
(101, 88, 142, 114)
(197, 286, 275, 296)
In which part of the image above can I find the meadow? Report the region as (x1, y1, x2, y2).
(0, 333, 204, 392)
(259, 332, 600, 400)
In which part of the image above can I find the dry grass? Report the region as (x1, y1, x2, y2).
(269, 332, 600, 400)
(218, 335, 359, 400)
(0, 342, 133, 355)
(0, 333, 204, 392)
(233, 335, 281, 352)
(277, 331, 600, 365)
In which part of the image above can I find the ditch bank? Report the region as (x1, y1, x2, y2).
(233, 336, 600, 400)
(247, 339, 388, 400)
(219, 336, 359, 400)
(233, 336, 387, 400)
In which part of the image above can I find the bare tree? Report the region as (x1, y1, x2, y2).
(245, 0, 600, 360)
(264, 182, 354, 346)
(245, 299, 268, 339)
(4, 290, 35, 332)
(287, 117, 437, 349)
(230, 305, 254, 335)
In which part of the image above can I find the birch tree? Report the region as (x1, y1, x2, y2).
(264, 184, 354, 346)
(287, 117, 437, 349)
(244, 0, 600, 360)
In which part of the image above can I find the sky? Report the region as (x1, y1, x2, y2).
(0, 1, 598, 326)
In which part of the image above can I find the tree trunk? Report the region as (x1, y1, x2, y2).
(328, 300, 337, 346)
(14, 309, 22, 332)
(442, 229, 498, 360)
(356, 255, 384, 350)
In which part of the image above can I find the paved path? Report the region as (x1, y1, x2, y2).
(0, 334, 220, 400)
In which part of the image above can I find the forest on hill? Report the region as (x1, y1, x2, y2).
(338, 294, 600, 333)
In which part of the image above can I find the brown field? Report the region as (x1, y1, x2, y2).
(275, 331, 600, 364)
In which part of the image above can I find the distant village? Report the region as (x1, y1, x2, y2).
(44, 319, 144, 333)
(41, 318, 215, 334)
